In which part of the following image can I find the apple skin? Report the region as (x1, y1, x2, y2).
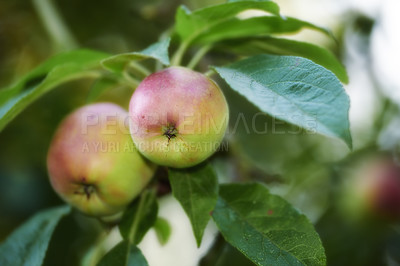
(341, 155, 400, 222)
(362, 158, 400, 220)
(47, 103, 156, 217)
(129, 67, 229, 168)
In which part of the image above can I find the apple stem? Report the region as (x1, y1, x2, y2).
(204, 69, 216, 77)
(32, 0, 78, 51)
(171, 40, 191, 66)
(128, 189, 156, 244)
(122, 71, 141, 87)
(187, 44, 212, 70)
(128, 61, 152, 77)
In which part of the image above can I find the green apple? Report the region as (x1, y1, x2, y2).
(129, 67, 229, 168)
(47, 103, 155, 217)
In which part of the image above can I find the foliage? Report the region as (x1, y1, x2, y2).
(0, 0, 358, 265)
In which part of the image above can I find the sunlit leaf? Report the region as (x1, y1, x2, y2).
(219, 37, 348, 83)
(0, 50, 108, 132)
(0, 49, 109, 102)
(101, 38, 171, 73)
(175, 1, 280, 43)
(0, 64, 102, 132)
(193, 16, 331, 45)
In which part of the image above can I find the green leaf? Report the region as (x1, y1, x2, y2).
(199, 235, 254, 266)
(153, 217, 172, 246)
(119, 189, 158, 245)
(219, 37, 348, 83)
(101, 38, 171, 73)
(138, 38, 171, 66)
(97, 240, 148, 266)
(0, 64, 102, 132)
(0, 205, 71, 266)
(216, 244, 255, 266)
(87, 76, 122, 103)
(127, 246, 148, 266)
(97, 241, 128, 266)
(213, 54, 352, 148)
(212, 183, 326, 266)
(0, 50, 109, 132)
(191, 15, 331, 45)
(168, 163, 218, 247)
(0, 49, 108, 102)
(228, 0, 275, 2)
(174, 1, 280, 43)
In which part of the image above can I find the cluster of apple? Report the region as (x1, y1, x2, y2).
(47, 67, 229, 217)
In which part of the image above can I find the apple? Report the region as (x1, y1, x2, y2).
(129, 67, 229, 168)
(362, 158, 400, 220)
(340, 154, 400, 222)
(47, 103, 156, 217)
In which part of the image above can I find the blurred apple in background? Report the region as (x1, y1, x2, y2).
(340, 154, 400, 222)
